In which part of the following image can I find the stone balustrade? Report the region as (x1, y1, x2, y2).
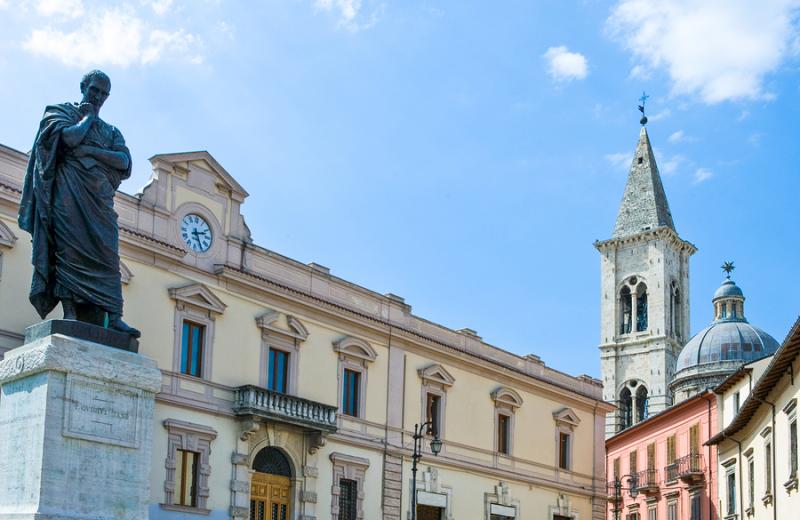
(233, 385, 338, 433)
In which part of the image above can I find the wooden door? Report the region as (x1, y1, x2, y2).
(250, 472, 291, 520)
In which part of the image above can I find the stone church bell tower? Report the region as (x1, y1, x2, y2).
(596, 125, 696, 438)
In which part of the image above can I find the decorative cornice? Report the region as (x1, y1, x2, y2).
(120, 226, 186, 260)
(168, 283, 227, 315)
(418, 364, 456, 387)
(492, 387, 523, 409)
(594, 225, 697, 255)
(255, 309, 309, 341)
(332, 336, 377, 363)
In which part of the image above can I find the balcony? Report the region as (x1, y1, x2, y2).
(633, 468, 659, 495)
(233, 385, 338, 433)
(665, 454, 704, 483)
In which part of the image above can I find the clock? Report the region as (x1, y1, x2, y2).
(180, 214, 213, 253)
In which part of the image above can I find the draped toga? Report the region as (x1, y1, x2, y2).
(18, 102, 132, 319)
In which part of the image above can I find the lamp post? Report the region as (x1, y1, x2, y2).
(611, 474, 638, 520)
(410, 421, 442, 520)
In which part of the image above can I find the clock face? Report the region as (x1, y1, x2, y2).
(181, 214, 212, 252)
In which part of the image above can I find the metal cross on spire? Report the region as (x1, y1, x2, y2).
(638, 91, 649, 125)
(721, 261, 735, 279)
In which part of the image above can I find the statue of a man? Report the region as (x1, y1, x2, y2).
(18, 70, 140, 337)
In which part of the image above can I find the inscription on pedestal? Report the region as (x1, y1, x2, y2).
(63, 374, 141, 448)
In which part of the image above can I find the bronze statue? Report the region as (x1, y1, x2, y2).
(18, 70, 140, 338)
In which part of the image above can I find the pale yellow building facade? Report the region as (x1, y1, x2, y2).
(0, 143, 612, 520)
(708, 319, 800, 520)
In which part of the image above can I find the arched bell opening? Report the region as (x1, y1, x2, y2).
(250, 447, 293, 520)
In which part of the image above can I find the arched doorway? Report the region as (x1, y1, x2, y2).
(251, 447, 292, 520)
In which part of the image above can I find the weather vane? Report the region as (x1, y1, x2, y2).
(638, 91, 649, 126)
(721, 261, 735, 279)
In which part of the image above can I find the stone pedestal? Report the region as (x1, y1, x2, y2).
(0, 328, 161, 519)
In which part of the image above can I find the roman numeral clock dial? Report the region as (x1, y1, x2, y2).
(180, 214, 213, 253)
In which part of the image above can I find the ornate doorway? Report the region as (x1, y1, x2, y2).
(251, 447, 292, 520)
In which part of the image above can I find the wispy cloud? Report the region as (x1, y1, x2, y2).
(607, 0, 800, 103)
(543, 46, 588, 82)
(693, 168, 713, 183)
(314, 0, 384, 32)
(668, 130, 696, 144)
(36, 0, 85, 18)
(22, 5, 203, 67)
(149, 0, 174, 16)
(605, 152, 631, 172)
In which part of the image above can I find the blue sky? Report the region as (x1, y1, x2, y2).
(1, 0, 799, 378)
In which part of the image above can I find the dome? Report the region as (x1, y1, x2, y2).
(713, 279, 743, 300)
(675, 321, 779, 372)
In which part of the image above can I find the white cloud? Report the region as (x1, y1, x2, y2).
(36, 0, 84, 18)
(647, 108, 671, 122)
(606, 152, 631, 172)
(23, 5, 202, 67)
(693, 168, 713, 183)
(668, 130, 685, 143)
(543, 46, 588, 82)
(607, 0, 800, 103)
(149, 0, 173, 15)
(314, 0, 383, 31)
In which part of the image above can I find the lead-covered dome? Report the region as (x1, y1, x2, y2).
(671, 276, 779, 402)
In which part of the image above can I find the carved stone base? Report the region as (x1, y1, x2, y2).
(0, 332, 161, 519)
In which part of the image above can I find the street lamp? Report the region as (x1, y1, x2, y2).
(410, 421, 442, 520)
(610, 474, 638, 520)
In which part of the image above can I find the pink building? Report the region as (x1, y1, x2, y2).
(606, 391, 718, 520)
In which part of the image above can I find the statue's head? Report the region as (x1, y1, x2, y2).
(80, 70, 111, 111)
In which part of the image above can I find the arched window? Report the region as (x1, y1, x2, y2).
(636, 283, 648, 332)
(670, 281, 681, 338)
(620, 286, 632, 335)
(253, 447, 292, 477)
(619, 387, 633, 430)
(636, 386, 649, 422)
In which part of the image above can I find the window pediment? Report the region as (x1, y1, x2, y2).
(332, 336, 377, 363)
(492, 387, 523, 409)
(553, 407, 581, 429)
(255, 308, 309, 341)
(168, 283, 227, 315)
(0, 219, 17, 249)
(418, 364, 455, 387)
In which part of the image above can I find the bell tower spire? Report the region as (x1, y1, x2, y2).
(596, 105, 697, 438)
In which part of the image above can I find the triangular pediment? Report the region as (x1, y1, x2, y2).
(255, 308, 309, 341)
(553, 407, 581, 429)
(418, 364, 455, 387)
(0, 219, 17, 248)
(168, 283, 227, 315)
(150, 151, 249, 202)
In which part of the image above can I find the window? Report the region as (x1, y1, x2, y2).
(419, 364, 454, 441)
(169, 283, 225, 380)
(636, 385, 649, 422)
(629, 450, 638, 476)
(636, 283, 648, 332)
(180, 321, 204, 377)
(620, 286, 633, 334)
(689, 423, 700, 471)
(614, 457, 621, 479)
(342, 369, 361, 417)
(620, 387, 633, 430)
(175, 450, 199, 507)
(689, 495, 700, 520)
(648, 505, 657, 520)
(330, 452, 369, 520)
(559, 432, 570, 470)
(667, 501, 677, 520)
(727, 470, 737, 515)
(791, 416, 798, 479)
(333, 336, 377, 421)
(747, 456, 755, 510)
(338, 478, 357, 520)
(267, 348, 289, 393)
(733, 392, 741, 414)
(426, 393, 442, 437)
(765, 436, 773, 496)
(492, 387, 522, 457)
(162, 419, 217, 513)
(498, 414, 510, 455)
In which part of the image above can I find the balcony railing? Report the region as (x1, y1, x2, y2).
(633, 468, 659, 494)
(233, 385, 338, 433)
(665, 453, 704, 483)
